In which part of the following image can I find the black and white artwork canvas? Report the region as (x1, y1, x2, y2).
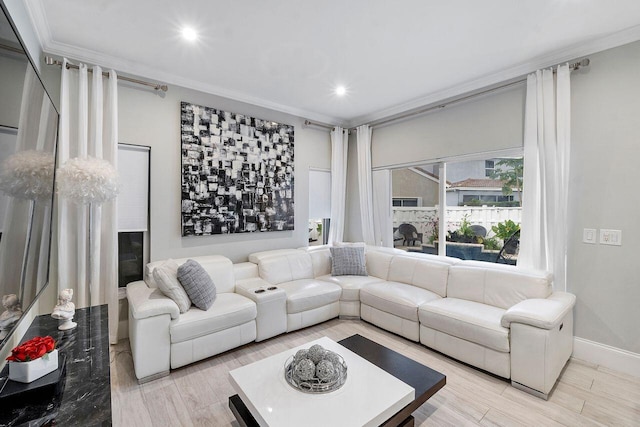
(180, 101, 295, 236)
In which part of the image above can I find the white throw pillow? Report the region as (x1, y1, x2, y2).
(152, 259, 192, 313)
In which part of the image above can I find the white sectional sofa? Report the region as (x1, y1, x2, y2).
(126, 245, 575, 398)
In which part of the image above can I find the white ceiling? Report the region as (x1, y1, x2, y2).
(26, 0, 640, 126)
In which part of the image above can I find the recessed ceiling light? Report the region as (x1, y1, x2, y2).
(335, 86, 346, 96)
(182, 27, 198, 42)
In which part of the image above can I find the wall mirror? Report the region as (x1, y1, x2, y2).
(0, 4, 58, 351)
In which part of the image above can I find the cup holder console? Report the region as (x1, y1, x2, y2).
(254, 286, 279, 293)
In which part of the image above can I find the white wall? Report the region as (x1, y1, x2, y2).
(568, 40, 640, 354)
(118, 83, 331, 263)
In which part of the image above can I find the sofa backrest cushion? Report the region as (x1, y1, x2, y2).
(400, 251, 461, 265)
(248, 249, 301, 264)
(145, 255, 236, 293)
(233, 262, 259, 281)
(387, 255, 451, 297)
(447, 261, 553, 309)
(257, 251, 314, 285)
(307, 248, 332, 277)
(365, 250, 394, 280)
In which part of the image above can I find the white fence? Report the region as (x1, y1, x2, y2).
(393, 206, 522, 241)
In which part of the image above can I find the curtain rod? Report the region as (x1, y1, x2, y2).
(0, 42, 24, 55)
(304, 58, 589, 132)
(44, 56, 168, 92)
(303, 120, 334, 130)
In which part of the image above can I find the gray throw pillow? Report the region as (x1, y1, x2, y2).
(177, 259, 217, 310)
(330, 246, 367, 276)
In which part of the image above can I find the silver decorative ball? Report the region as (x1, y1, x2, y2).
(315, 360, 336, 381)
(293, 349, 308, 363)
(323, 350, 341, 366)
(293, 358, 316, 381)
(307, 344, 326, 364)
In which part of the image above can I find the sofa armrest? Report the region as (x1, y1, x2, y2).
(501, 291, 576, 329)
(126, 280, 180, 320)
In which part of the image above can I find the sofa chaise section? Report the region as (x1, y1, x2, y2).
(418, 260, 575, 398)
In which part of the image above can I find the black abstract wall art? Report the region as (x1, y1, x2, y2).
(180, 101, 294, 236)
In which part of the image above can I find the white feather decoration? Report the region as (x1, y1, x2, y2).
(0, 150, 55, 200)
(57, 156, 120, 204)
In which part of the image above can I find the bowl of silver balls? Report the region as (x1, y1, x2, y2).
(284, 344, 347, 393)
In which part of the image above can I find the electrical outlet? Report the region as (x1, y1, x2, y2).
(600, 229, 622, 246)
(583, 228, 597, 244)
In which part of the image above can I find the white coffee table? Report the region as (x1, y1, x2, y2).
(229, 336, 416, 427)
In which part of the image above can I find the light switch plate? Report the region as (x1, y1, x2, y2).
(583, 228, 597, 244)
(600, 229, 622, 246)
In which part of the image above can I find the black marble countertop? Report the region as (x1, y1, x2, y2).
(0, 305, 112, 426)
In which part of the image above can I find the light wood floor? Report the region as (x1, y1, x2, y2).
(110, 319, 640, 426)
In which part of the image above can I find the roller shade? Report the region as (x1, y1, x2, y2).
(309, 169, 331, 219)
(117, 144, 149, 232)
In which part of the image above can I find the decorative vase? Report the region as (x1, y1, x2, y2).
(8, 349, 59, 383)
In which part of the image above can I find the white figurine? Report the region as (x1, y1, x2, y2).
(0, 294, 22, 340)
(51, 288, 77, 331)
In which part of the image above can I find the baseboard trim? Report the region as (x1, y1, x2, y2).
(573, 337, 640, 378)
(137, 370, 170, 384)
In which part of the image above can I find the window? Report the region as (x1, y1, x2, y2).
(118, 232, 143, 287)
(484, 160, 495, 177)
(392, 167, 439, 249)
(308, 169, 331, 245)
(391, 154, 522, 264)
(392, 197, 422, 207)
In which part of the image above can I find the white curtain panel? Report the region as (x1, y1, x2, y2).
(519, 64, 571, 291)
(328, 127, 348, 244)
(57, 60, 119, 343)
(356, 125, 375, 245)
(372, 169, 393, 247)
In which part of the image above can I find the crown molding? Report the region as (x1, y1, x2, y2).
(23, 0, 50, 54)
(346, 24, 640, 127)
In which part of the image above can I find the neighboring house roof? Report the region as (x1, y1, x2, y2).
(410, 167, 452, 186)
(448, 178, 506, 191)
(451, 178, 504, 188)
